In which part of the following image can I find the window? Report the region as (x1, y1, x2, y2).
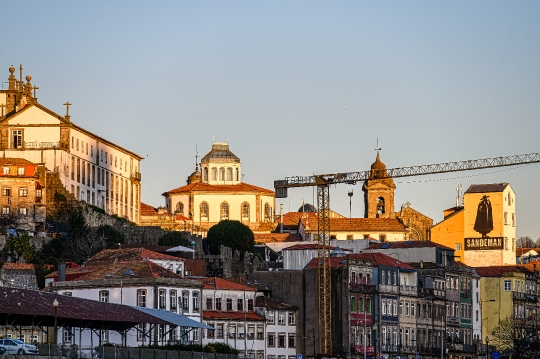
(399, 301, 403, 316)
(219, 167, 225, 181)
(226, 167, 233, 181)
(288, 334, 295, 348)
(268, 333, 275, 347)
(207, 323, 215, 338)
(206, 297, 213, 310)
(217, 324, 224, 338)
(242, 202, 250, 220)
(512, 213, 515, 227)
(382, 299, 386, 315)
(278, 334, 286, 348)
(405, 302, 410, 317)
(220, 202, 229, 220)
(175, 202, 184, 215)
(264, 203, 271, 221)
(19, 187, 27, 197)
(227, 298, 233, 310)
(351, 297, 356, 312)
(137, 289, 146, 307)
(63, 327, 72, 343)
(216, 297, 222, 310)
(512, 238, 515, 251)
(278, 311, 285, 325)
(268, 311, 275, 324)
(211, 167, 217, 181)
(2, 187, 10, 197)
(257, 326, 264, 340)
(183, 291, 189, 311)
(2, 167, 9, 175)
(455, 243, 462, 251)
(248, 299, 254, 311)
(170, 290, 177, 312)
(200, 202, 209, 219)
(17, 167, 24, 176)
(2, 207, 10, 215)
(99, 290, 109, 303)
(12, 130, 23, 148)
(504, 212, 508, 225)
(193, 292, 199, 312)
(237, 298, 243, 311)
(288, 312, 295, 325)
(158, 289, 166, 309)
(504, 280, 512, 291)
(19, 207, 27, 215)
(91, 145, 93, 157)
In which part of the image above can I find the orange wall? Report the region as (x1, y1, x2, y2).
(430, 210, 464, 261)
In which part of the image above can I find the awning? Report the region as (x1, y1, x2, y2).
(132, 307, 213, 329)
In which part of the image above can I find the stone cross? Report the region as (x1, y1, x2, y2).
(374, 137, 382, 155)
(63, 101, 72, 117)
(32, 86, 39, 98)
(0, 103, 6, 117)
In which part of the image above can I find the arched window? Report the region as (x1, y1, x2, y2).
(211, 168, 217, 181)
(264, 203, 271, 221)
(377, 197, 385, 215)
(200, 202, 209, 220)
(203, 168, 208, 182)
(175, 202, 184, 215)
(241, 202, 250, 220)
(226, 167, 233, 181)
(235, 168, 239, 181)
(219, 167, 225, 181)
(220, 202, 229, 220)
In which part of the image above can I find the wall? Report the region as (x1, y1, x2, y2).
(431, 210, 465, 261)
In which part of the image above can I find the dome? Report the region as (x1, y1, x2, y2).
(370, 154, 388, 179)
(187, 164, 201, 184)
(298, 203, 317, 213)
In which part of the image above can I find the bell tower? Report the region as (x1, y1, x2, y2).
(362, 150, 396, 218)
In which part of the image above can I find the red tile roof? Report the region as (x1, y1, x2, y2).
(203, 310, 265, 321)
(475, 264, 533, 277)
(368, 241, 453, 251)
(282, 212, 318, 226)
(255, 295, 296, 310)
(0, 158, 36, 166)
(141, 202, 158, 216)
(304, 252, 414, 270)
(86, 248, 184, 265)
(1, 263, 36, 270)
(162, 182, 274, 196)
(45, 266, 93, 279)
(283, 243, 352, 251)
(254, 233, 302, 243)
(77, 261, 184, 280)
(283, 212, 405, 232)
(202, 277, 256, 291)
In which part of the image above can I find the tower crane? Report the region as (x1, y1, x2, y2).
(274, 152, 540, 356)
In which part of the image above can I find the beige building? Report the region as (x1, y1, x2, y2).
(162, 141, 275, 232)
(0, 65, 143, 222)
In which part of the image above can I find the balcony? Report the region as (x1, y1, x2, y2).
(24, 141, 59, 149)
(350, 283, 376, 293)
(350, 312, 372, 326)
(400, 285, 417, 296)
(131, 172, 142, 181)
(353, 346, 375, 354)
(379, 284, 399, 294)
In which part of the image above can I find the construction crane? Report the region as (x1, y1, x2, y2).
(274, 152, 540, 356)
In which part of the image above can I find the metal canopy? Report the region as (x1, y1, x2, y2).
(0, 288, 170, 331)
(132, 307, 212, 329)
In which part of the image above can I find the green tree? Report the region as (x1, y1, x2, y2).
(1, 233, 36, 263)
(206, 220, 254, 254)
(95, 225, 125, 248)
(158, 231, 191, 247)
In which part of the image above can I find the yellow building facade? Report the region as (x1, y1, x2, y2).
(431, 183, 516, 266)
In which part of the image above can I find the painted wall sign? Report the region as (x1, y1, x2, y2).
(474, 195, 493, 238)
(464, 237, 504, 250)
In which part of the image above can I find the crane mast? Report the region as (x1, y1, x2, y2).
(274, 152, 540, 356)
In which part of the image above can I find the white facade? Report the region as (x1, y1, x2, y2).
(472, 274, 482, 353)
(254, 306, 297, 359)
(0, 72, 143, 223)
(54, 279, 203, 347)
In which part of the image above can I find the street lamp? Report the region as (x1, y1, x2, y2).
(480, 299, 495, 359)
(53, 299, 59, 345)
(485, 336, 490, 359)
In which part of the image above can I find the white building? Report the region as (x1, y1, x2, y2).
(201, 277, 266, 358)
(254, 296, 298, 359)
(282, 243, 352, 270)
(0, 65, 143, 222)
(472, 270, 483, 358)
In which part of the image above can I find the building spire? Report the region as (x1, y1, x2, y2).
(374, 138, 382, 156)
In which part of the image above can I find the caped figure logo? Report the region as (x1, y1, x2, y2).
(474, 195, 493, 238)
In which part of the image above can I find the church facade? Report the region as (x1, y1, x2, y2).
(162, 141, 276, 232)
(0, 65, 143, 223)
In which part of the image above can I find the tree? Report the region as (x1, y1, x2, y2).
(206, 220, 254, 254)
(491, 315, 539, 359)
(516, 236, 535, 248)
(1, 233, 36, 263)
(158, 231, 191, 247)
(95, 225, 125, 248)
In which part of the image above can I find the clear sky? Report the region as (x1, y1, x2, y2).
(2, 1, 540, 238)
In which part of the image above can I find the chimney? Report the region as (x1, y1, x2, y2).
(58, 263, 66, 282)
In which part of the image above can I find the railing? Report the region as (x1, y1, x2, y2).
(419, 346, 443, 355)
(131, 172, 142, 181)
(350, 283, 376, 293)
(37, 344, 239, 359)
(462, 344, 476, 353)
(24, 141, 59, 149)
(399, 285, 417, 296)
(353, 346, 375, 354)
(379, 284, 399, 294)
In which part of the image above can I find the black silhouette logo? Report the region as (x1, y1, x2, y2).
(473, 195, 493, 238)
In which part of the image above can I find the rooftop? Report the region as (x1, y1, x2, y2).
(465, 183, 509, 194)
(162, 182, 274, 196)
(202, 277, 256, 291)
(255, 295, 297, 310)
(202, 310, 265, 321)
(368, 240, 453, 251)
(86, 248, 184, 265)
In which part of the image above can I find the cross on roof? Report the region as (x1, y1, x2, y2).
(374, 138, 382, 155)
(0, 103, 6, 117)
(63, 102, 72, 117)
(32, 86, 39, 98)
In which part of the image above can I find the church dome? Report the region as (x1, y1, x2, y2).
(370, 154, 388, 179)
(187, 164, 201, 184)
(298, 203, 317, 213)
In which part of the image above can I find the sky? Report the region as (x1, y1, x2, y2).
(2, 1, 540, 238)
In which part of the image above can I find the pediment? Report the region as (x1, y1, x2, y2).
(3, 104, 66, 126)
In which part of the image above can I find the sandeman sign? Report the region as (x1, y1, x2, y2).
(464, 237, 504, 250)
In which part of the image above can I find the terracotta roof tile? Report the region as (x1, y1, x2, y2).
(140, 203, 158, 216)
(255, 296, 296, 310)
(87, 248, 184, 265)
(45, 266, 94, 279)
(304, 252, 414, 271)
(0, 158, 36, 166)
(1, 263, 36, 270)
(203, 310, 265, 321)
(253, 233, 301, 243)
(162, 182, 274, 196)
(202, 277, 256, 291)
(369, 241, 453, 251)
(77, 261, 183, 280)
(475, 264, 533, 277)
(283, 212, 405, 232)
(283, 243, 352, 251)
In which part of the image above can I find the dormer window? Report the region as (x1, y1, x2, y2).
(2, 167, 9, 175)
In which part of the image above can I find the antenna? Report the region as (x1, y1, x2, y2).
(456, 184, 463, 207)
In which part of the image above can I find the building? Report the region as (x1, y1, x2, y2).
(0, 65, 143, 222)
(367, 241, 455, 266)
(431, 183, 517, 266)
(0, 158, 46, 231)
(161, 141, 275, 232)
(254, 296, 298, 359)
(201, 277, 266, 358)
